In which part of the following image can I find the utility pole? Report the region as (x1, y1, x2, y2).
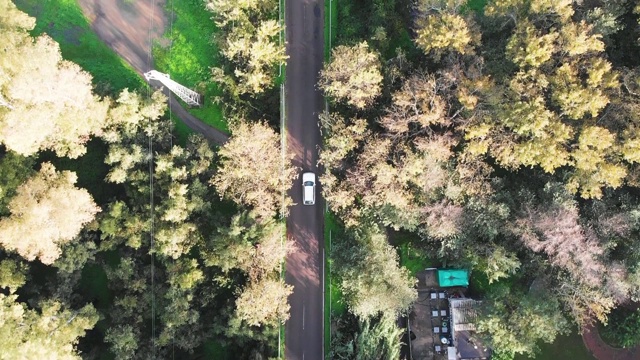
(144, 70, 202, 107)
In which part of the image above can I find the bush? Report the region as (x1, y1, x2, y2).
(600, 307, 640, 348)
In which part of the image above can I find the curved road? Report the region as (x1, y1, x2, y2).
(284, 0, 325, 359)
(78, 0, 229, 145)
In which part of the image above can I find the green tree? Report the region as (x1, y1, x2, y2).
(234, 277, 292, 327)
(0, 294, 99, 360)
(0, 258, 27, 293)
(330, 312, 403, 360)
(477, 285, 569, 359)
(600, 308, 640, 348)
(335, 223, 416, 319)
(0, 150, 34, 215)
(465, 5, 624, 198)
(207, 0, 286, 95)
(319, 42, 383, 109)
(415, 13, 476, 58)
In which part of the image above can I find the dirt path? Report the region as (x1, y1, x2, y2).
(77, 0, 229, 145)
(582, 324, 640, 360)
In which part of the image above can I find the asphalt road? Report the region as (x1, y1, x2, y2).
(284, 0, 325, 359)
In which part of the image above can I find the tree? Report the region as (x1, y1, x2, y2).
(0, 162, 100, 264)
(207, 0, 286, 95)
(415, 13, 476, 58)
(335, 223, 417, 319)
(330, 312, 404, 360)
(477, 284, 569, 359)
(465, 6, 624, 198)
(234, 277, 292, 327)
(0, 294, 99, 360)
(211, 120, 297, 219)
(0, 258, 27, 293)
(319, 42, 383, 109)
(0, 150, 34, 215)
(104, 325, 138, 360)
(600, 308, 640, 348)
(0, 0, 109, 158)
(223, 20, 288, 94)
(512, 184, 607, 288)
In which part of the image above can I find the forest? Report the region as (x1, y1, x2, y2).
(2, 0, 640, 359)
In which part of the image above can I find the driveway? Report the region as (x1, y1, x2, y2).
(284, 0, 325, 359)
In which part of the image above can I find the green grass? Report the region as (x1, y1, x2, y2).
(14, 0, 145, 93)
(514, 331, 595, 360)
(153, 0, 227, 133)
(79, 263, 112, 310)
(203, 340, 232, 360)
(324, 0, 338, 60)
(324, 211, 346, 359)
(398, 243, 433, 277)
(465, 0, 488, 13)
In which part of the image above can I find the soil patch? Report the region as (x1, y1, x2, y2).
(77, 0, 167, 75)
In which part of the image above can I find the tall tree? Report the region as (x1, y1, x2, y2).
(463, 3, 627, 198)
(334, 222, 417, 319)
(0, 162, 100, 264)
(211, 120, 296, 219)
(0, 0, 109, 158)
(0, 294, 99, 359)
(319, 42, 383, 109)
(207, 0, 286, 95)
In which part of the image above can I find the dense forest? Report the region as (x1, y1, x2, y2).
(3, 0, 640, 359)
(321, 0, 640, 359)
(0, 0, 289, 358)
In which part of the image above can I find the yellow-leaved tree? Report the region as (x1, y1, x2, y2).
(0, 162, 100, 264)
(318, 42, 383, 109)
(0, 0, 109, 158)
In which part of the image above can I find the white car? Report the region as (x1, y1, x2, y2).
(302, 172, 316, 205)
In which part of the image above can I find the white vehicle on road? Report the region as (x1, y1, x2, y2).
(302, 172, 316, 205)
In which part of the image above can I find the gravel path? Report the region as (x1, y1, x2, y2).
(77, 0, 229, 145)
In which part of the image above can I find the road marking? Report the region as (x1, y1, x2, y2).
(303, 305, 306, 330)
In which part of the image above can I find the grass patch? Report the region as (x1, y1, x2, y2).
(203, 340, 232, 360)
(324, 0, 338, 60)
(398, 243, 433, 277)
(153, 0, 227, 132)
(79, 263, 112, 310)
(514, 330, 595, 360)
(324, 211, 346, 359)
(465, 0, 488, 13)
(13, 0, 145, 93)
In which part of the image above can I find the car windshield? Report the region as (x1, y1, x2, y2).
(304, 181, 314, 186)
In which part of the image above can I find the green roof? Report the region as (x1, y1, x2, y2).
(437, 269, 469, 287)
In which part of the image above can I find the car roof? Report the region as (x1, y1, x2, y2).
(302, 172, 315, 182)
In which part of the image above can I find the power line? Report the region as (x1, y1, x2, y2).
(147, 0, 157, 357)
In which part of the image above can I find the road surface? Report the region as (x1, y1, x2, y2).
(284, 0, 325, 359)
(78, 0, 229, 145)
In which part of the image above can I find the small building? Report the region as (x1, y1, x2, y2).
(448, 298, 491, 360)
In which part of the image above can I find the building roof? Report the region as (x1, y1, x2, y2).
(449, 298, 491, 360)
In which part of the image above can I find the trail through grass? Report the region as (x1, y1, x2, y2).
(153, 0, 227, 133)
(14, 0, 145, 93)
